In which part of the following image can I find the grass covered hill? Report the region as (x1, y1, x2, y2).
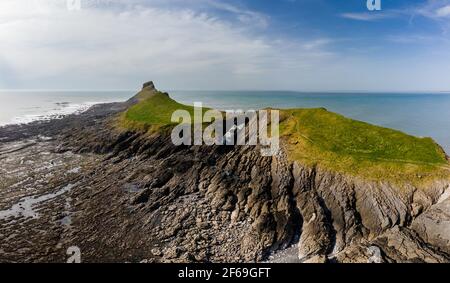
(118, 88, 209, 132)
(279, 108, 449, 185)
(119, 88, 449, 185)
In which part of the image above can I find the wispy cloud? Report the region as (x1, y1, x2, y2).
(410, 0, 450, 20)
(385, 34, 450, 44)
(204, 0, 270, 28)
(340, 12, 396, 21)
(0, 0, 333, 90)
(406, 0, 450, 34)
(2, 0, 450, 91)
(302, 38, 332, 50)
(340, 1, 450, 22)
(436, 5, 450, 17)
(341, 12, 383, 21)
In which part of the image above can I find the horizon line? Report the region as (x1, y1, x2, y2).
(1, 88, 450, 94)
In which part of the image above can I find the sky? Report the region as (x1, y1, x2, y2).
(1, 0, 450, 91)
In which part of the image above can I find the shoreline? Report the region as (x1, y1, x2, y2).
(1, 100, 449, 156)
(0, 101, 127, 144)
(0, 100, 121, 128)
(1, 90, 450, 153)
(0, 89, 449, 263)
(0, 102, 98, 127)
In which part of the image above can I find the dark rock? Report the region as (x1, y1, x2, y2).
(142, 81, 155, 90)
(1, 85, 449, 263)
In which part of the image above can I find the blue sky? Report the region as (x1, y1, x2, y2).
(1, 0, 450, 91)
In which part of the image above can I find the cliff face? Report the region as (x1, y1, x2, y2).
(54, 112, 450, 263)
(1, 88, 449, 263)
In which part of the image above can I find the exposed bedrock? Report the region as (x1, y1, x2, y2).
(53, 120, 450, 263)
(1, 94, 448, 262)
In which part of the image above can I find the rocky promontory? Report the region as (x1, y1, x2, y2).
(0, 82, 449, 263)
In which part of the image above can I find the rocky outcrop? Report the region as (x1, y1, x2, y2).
(0, 89, 449, 263)
(142, 81, 155, 90)
(412, 190, 450, 255)
(53, 112, 450, 262)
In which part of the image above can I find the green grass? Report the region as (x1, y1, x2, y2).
(118, 89, 210, 132)
(119, 90, 449, 185)
(126, 91, 194, 125)
(279, 108, 449, 185)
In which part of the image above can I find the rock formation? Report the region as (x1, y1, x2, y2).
(0, 83, 449, 263)
(142, 81, 155, 90)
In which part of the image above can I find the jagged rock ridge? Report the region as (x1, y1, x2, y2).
(0, 84, 449, 263)
(55, 88, 450, 263)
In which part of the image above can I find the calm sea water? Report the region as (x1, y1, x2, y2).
(0, 90, 449, 154)
(0, 91, 134, 126)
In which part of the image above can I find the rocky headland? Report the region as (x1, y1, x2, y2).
(0, 82, 449, 263)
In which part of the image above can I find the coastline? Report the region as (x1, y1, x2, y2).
(0, 87, 449, 263)
(0, 101, 100, 127)
(0, 101, 127, 143)
(2, 90, 450, 153)
(0, 90, 134, 128)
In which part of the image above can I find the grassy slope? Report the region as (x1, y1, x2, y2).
(279, 108, 449, 185)
(118, 89, 209, 132)
(126, 92, 194, 124)
(120, 91, 449, 185)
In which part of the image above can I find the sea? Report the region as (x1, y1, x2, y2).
(1, 90, 449, 154)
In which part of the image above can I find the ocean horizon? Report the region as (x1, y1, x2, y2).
(1, 90, 449, 154)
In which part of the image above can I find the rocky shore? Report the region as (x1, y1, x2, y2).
(0, 84, 449, 263)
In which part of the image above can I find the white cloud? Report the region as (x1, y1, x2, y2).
(1, 0, 450, 92)
(203, 0, 269, 28)
(340, 12, 393, 21)
(342, 1, 450, 23)
(436, 5, 450, 17)
(0, 0, 334, 90)
(412, 0, 450, 20)
(302, 39, 332, 50)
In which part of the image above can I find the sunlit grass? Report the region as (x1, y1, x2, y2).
(279, 108, 449, 185)
(117, 89, 210, 133)
(119, 90, 449, 185)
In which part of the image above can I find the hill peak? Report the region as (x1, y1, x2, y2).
(142, 81, 156, 90)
